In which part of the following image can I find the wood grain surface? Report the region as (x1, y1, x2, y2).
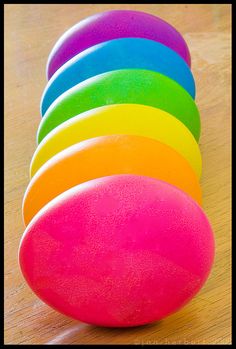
(4, 4, 231, 345)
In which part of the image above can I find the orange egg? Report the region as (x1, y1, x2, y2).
(23, 135, 202, 225)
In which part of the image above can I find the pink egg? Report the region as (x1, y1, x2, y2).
(19, 175, 215, 327)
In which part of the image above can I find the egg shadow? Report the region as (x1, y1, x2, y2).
(44, 311, 162, 344)
(64, 320, 162, 344)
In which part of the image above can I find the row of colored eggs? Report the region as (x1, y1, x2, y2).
(19, 10, 215, 328)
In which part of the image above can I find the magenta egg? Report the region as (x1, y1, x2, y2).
(19, 175, 214, 327)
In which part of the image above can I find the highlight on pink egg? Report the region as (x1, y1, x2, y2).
(19, 175, 215, 327)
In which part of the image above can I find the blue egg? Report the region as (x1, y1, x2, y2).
(41, 38, 196, 115)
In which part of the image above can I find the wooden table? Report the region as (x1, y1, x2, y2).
(4, 4, 231, 344)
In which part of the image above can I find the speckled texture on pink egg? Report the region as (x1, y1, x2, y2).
(19, 175, 214, 327)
